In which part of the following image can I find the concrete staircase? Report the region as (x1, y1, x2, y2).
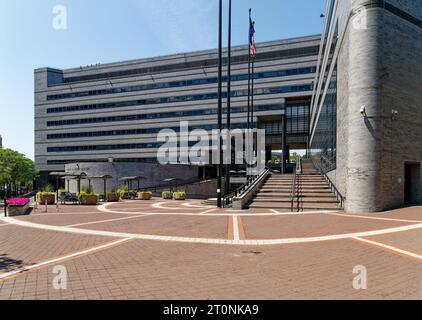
(250, 160, 341, 212)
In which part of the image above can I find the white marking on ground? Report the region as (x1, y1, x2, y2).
(65, 214, 151, 228)
(0, 238, 131, 280)
(325, 212, 422, 223)
(2, 216, 422, 246)
(199, 208, 218, 215)
(98, 203, 341, 217)
(352, 237, 422, 261)
(182, 202, 211, 209)
(232, 215, 240, 241)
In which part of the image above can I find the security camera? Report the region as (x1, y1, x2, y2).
(392, 109, 399, 116)
(360, 106, 366, 116)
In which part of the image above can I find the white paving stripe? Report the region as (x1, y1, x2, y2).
(0, 238, 132, 280)
(65, 214, 151, 228)
(98, 203, 341, 217)
(352, 237, 422, 261)
(182, 202, 211, 209)
(2, 216, 422, 246)
(199, 208, 218, 215)
(232, 215, 240, 241)
(325, 211, 422, 223)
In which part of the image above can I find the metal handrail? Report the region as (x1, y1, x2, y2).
(290, 157, 300, 212)
(310, 157, 345, 208)
(224, 167, 269, 207)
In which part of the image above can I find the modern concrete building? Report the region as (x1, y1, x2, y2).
(35, 36, 320, 189)
(310, 0, 422, 212)
(35, 0, 421, 212)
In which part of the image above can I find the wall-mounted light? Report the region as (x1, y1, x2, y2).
(360, 106, 366, 117)
(391, 109, 399, 120)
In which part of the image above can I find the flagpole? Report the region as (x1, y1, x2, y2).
(225, 0, 232, 199)
(251, 21, 256, 164)
(247, 8, 252, 181)
(217, 0, 223, 208)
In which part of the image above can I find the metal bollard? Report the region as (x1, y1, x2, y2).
(4, 197, 7, 217)
(45, 200, 48, 213)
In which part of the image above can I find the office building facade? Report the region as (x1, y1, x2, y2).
(310, 0, 422, 212)
(35, 36, 320, 188)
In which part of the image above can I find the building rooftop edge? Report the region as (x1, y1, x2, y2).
(35, 34, 321, 73)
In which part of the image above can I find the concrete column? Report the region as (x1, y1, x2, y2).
(346, 9, 384, 213)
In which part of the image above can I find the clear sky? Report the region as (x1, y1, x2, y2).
(0, 0, 326, 160)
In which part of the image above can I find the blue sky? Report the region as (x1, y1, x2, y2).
(0, 0, 326, 160)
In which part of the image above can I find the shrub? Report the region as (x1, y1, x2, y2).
(42, 184, 54, 193)
(162, 191, 173, 199)
(81, 185, 93, 195)
(78, 193, 99, 205)
(36, 192, 56, 205)
(106, 192, 120, 202)
(173, 192, 186, 200)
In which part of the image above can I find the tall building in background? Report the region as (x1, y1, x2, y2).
(310, 0, 422, 212)
(34, 36, 319, 188)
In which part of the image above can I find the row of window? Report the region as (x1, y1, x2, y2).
(47, 104, 283, 131)
(59, 46, 320, 85)
(46, 84, 313, 117)
(47, 158, 158, 165)
(46, 104, 310, 140)
(47, 67, 316, 101)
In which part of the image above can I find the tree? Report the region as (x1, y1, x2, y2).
(0, 148, 38, 196)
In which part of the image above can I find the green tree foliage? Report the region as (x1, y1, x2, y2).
(0, 148, 38, 193)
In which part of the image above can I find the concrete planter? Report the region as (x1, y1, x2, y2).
(38, 194, 55, 205)
(79, 195, 98, 205)
(106, 193, 120, 202)
(173, 192, 186, 201)
(8, 203, 30, 216)
(162, 191, 173, 200)
(138, 192, 152, 200)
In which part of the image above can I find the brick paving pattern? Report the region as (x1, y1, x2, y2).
(1, 201, 422, 300)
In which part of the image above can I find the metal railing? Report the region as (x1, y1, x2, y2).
(224, 168, 269, 207)
(310, 157, 345, 209)
(290, 156, 301, 212)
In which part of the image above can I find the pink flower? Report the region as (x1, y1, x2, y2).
(6, 198, 30, 206)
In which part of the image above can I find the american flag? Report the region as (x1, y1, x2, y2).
(249, 17, 256, 58)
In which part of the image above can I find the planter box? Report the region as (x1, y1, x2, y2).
(8, 203, 30, 216)
(138, 192, 152, 200)
(107, 193, 120, 202)
(38, 194, 55, 205)
(162, 192, 173, 200)
(120, 192, 131, 200)
(173, 192, 186, 201)
(79, 195, 98, 205)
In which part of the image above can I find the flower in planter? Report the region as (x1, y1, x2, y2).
(6, 198, 30, 206)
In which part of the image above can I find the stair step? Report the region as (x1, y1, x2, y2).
(254, 198, 340, 204)
(249, 203, 340, 211)
(256, 193, 337, 198)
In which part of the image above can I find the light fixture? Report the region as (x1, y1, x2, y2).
(360, 106, 366, 116)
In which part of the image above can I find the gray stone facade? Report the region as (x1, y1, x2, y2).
(312, 0, 422, 213)
(64, 162, 198, 195)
